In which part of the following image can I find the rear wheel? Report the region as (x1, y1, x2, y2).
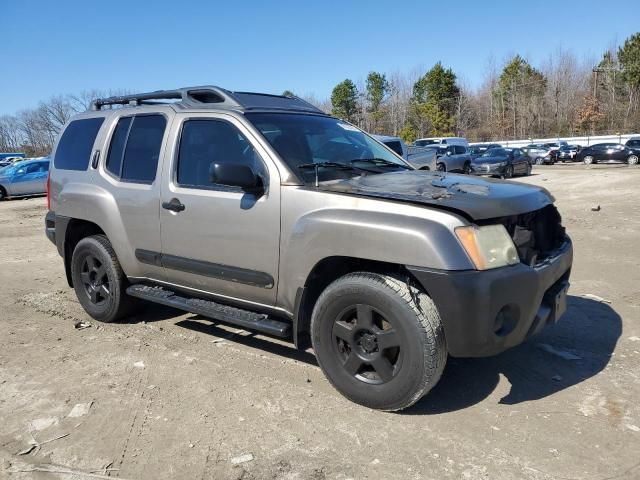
(535, 157, 544, 165)
(628, 155, 639, 165)
(583, 155, 594, 165)
(463, 162, 471, 174)
(311, 272, 447, 411)
(71, 234, 135, 323)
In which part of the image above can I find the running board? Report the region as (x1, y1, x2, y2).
(126, 284, 291, 338)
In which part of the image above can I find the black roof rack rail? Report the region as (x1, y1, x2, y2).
(90, 86, 325, 114)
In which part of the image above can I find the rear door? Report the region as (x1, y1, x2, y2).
(158, 113, 281, 306)
(100, 112, 169, 281)
(11, 162, 44, 195)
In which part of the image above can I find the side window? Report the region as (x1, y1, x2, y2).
(384, 141, 404, 157)
(454, 145, 466, 154)
(54, 118, 104, 170)
(447, 145, 456, 154)
(26, 163, 40, 174)
(177, 119, 265, 189)
(105, 115, 166, 184)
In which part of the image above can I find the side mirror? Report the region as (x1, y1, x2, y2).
(446, 150, 452, 156)
(15, 169, 25, 176)
(209, 163, 262, 192)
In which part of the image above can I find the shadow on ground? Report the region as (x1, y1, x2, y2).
(406, 295, 621, 414)
(123, 295, 620, 413)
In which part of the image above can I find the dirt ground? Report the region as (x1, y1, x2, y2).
(1, 164, 639, 480)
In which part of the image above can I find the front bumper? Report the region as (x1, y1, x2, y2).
(408, 239, 573, 357)
(469, 163, 507, 176)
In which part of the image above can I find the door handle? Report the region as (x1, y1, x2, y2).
(162, 198, 185, 212)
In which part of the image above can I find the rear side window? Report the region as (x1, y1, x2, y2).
(105, 115, 166, 184)
(454, 145, 466, 154)
(383, 141, 404, 156)
(54, 118, 104, 170)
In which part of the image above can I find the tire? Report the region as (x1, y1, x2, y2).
(436, 163, 446, 172)
(310, 272, 447, 411)
(502, 165, 514, 179)
(463, 162, 471, 174)
(535, 157, 544, 165)
(525, 163, 532, 176)
(0, 186, 6, 201)
(583, 155, 594, 165)
(71, 234, 135, 323)
(628, 155, 639, 165)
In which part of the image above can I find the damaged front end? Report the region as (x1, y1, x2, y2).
(479, 204, 568, 267)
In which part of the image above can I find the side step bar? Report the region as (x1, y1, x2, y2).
(126, 284, 291, 338)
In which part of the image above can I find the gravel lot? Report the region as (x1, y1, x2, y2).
(1, 164, 639, 480)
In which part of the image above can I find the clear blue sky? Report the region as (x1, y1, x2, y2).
(1, 0, 638, 115)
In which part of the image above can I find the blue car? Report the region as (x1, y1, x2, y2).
(0, 158, 50, 201)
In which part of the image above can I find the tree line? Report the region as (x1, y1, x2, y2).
(325, 32, 640, 143)
(1, 32, 639, 156)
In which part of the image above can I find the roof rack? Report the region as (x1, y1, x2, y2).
(90, 86, 324, 114)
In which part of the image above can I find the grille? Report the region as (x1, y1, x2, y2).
(480, 205, 566, 266)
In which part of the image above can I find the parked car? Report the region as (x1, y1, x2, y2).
(469, 143, 502, 160)
(0, 158, 50, 200)
(470, 147, 532, 178)
(372, 135, 437, 170)
(576, 143, 640, 165)
(523, 144, 554, 165)
(413, 137, 469, 148)
(0, 154, 26, 168)
(625, 137, 640, 149)
(421, 144, 473, 173)
(554, 145, 580, 162)
(45, 86, 572, 411)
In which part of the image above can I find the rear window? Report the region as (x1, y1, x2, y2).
(54, 118, 104, 170)
(105, 114, 166, 184)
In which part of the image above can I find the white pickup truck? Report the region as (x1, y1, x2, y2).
(373, 135, 437, 170)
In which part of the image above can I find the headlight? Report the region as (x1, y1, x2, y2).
(496, 161, 507, 167)
(455, 225, 519, 270)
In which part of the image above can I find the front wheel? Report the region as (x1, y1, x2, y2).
(501, 165, 514, 179)
(525, 163, 532, 176)
(463, 162, 472, 174)
(628, 155, 639, 165)
(311, 272, 447, 411)
(436, 163, 446, 172)
(0, 187, 6, 201)
(535, 157, 544, 165)
(71, 234, 135, 323)
(583, 155, 594, 165)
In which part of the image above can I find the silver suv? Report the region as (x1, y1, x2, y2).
(45, 86, 573, 411)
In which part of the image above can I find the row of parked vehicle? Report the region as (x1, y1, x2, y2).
(0, 156, 50, 200)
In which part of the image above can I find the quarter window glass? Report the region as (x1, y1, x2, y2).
(54, 118, 104, 170)
(106, 117, 132, 177)
(384, 141, 403, 156)
(177, 119, 264, 189)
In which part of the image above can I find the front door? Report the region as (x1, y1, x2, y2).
(10, 162, 47, 195)
(159, 113, 281, 306)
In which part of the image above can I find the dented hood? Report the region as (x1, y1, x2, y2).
(318, 170, 554, 220)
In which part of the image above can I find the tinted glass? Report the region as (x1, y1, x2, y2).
(177, 119, 264, 189)
(627, 139, 640, 148)
(454, 145, 466, 154)
(121, 115, 166, 183)
(246, 113, 407, 183)
(383, 141, 404, 156)
(54, 118, 104, 170)
(106, 116, 132, 177)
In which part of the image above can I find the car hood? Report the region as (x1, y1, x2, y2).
(472, 155, 509, 164)
(317, 170, 553, 220)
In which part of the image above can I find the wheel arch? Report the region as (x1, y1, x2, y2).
(292, 256, 423, 349)
(62, 218, 106, 287)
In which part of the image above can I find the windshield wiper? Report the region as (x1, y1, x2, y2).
(350, 158, 411, 169)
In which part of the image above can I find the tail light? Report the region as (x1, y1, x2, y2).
(46, 172, 51, 210)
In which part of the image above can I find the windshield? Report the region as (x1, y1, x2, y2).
(0, 164, 17, 175)
(246, 113, 410, 183)
(481, 148, 508, 157)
